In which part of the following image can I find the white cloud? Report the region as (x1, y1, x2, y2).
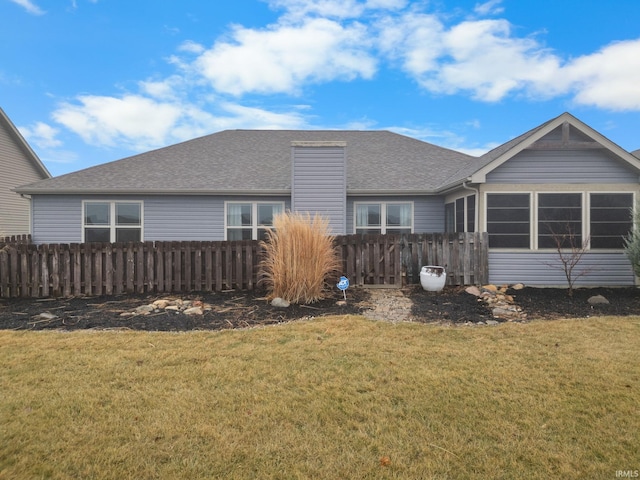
(379, 11, 640, 110)
(266, 0, 407, 20)
(194, 18, 376, 95)
(376, 13, 444, 73)
(561, 39, 640, 111)
(474, 0, 504, 16)
(52, 95, 183, 150)
(138, 75, 189, 101)
(9, 0, 45, 15)
(216, 103, 307, 129)
(383, 17, 561, 102)
(19, 122, 62, 149)
(177, 40, 206, 54)
(51, 93, 309, 150)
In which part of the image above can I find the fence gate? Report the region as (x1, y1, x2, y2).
(335, 234, 402, 287)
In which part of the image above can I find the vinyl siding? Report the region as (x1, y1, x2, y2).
(486, 149, 637, 184)
(0, 124, 48, 236)
(489, 251, 635, 287)
(144, 196, 223, 240)
(292, 145, 346, 234)
(32, 195, 82, 243)
(31, 194, 291, 244)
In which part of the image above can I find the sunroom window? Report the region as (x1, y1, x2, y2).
(590, 193, 633, 249)
(537, 193, 582, 249)
(226, 202, 284, 240)
(356, 203, 412, 235)
(84, 201, 142, 243)
(487, 193, 530, 248)
(446, 195, 476, 233)
(487, 192, 633, 251)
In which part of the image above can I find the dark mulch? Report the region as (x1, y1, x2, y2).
(1, 285, 639, 331)
(0, 288, 372, 332)
(509, 287, 640, 320)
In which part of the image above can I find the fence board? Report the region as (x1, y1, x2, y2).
(9, 246, 18, 297)
(0, 249, 9, 298)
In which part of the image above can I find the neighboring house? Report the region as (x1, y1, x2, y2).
(15, 112, 640, 287)
(0, 107, 51, 237)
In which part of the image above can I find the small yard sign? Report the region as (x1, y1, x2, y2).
(337, 276, 349, 300)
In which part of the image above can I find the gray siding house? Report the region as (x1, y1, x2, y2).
(16, 112, 640, 287)
(0, 108, 51, 236)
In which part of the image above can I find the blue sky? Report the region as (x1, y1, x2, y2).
(2, 0, 640, 177)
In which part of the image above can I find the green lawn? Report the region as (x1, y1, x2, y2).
(1, 315, 639, 479)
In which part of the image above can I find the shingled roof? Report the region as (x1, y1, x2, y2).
(16, 130, 474, 195)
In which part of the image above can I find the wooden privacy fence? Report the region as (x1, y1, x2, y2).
(0, 233, 488, 298)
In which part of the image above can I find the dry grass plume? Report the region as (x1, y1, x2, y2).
(259, 212, 342, 304)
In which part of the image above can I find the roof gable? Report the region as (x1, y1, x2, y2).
(467, 112, 640, 183)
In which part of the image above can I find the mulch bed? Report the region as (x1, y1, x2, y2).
(1, 286, 639, 331)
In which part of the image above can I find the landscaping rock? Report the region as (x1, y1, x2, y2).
(31, 312, 58, 321)
(135, 305, 155, 315)
(465, 286, 481, 296)
(271, 297, 290, 308)
(588, 295, 610, 306)
(152, 299, 171, 309)
(184, 306, 204, 315)
(471, 283, 527, 322)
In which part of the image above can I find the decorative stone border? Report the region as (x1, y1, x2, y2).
(465, 283, 527, 322)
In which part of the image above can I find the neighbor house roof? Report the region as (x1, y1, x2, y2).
(15, 130, 474, 195)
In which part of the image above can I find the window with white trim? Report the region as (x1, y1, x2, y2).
(225, 202, 284, 240)
(83, 201, 142, 243)
(355, 202, 412, 235)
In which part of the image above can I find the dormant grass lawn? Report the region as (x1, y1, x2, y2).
(1, 315, 639, 479)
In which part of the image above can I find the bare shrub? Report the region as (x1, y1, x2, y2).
(259, 212, 342, 304)
(542, 222, 590, 297)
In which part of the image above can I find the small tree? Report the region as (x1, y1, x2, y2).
(542, 222, 590, 297)
(259, 212, 342, 304)
(624, 202, 640, 278)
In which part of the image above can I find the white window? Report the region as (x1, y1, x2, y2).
(355, 202, 413, 235)
(83, 201, 142, 243)
(225, 202, 284, 240)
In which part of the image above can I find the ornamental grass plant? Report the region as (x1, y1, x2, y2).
(259, 212, 342, 304)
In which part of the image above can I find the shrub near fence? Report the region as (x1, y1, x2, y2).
(0, 233, 488, 299)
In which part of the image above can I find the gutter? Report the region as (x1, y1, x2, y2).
(12, 189, 292, 196)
